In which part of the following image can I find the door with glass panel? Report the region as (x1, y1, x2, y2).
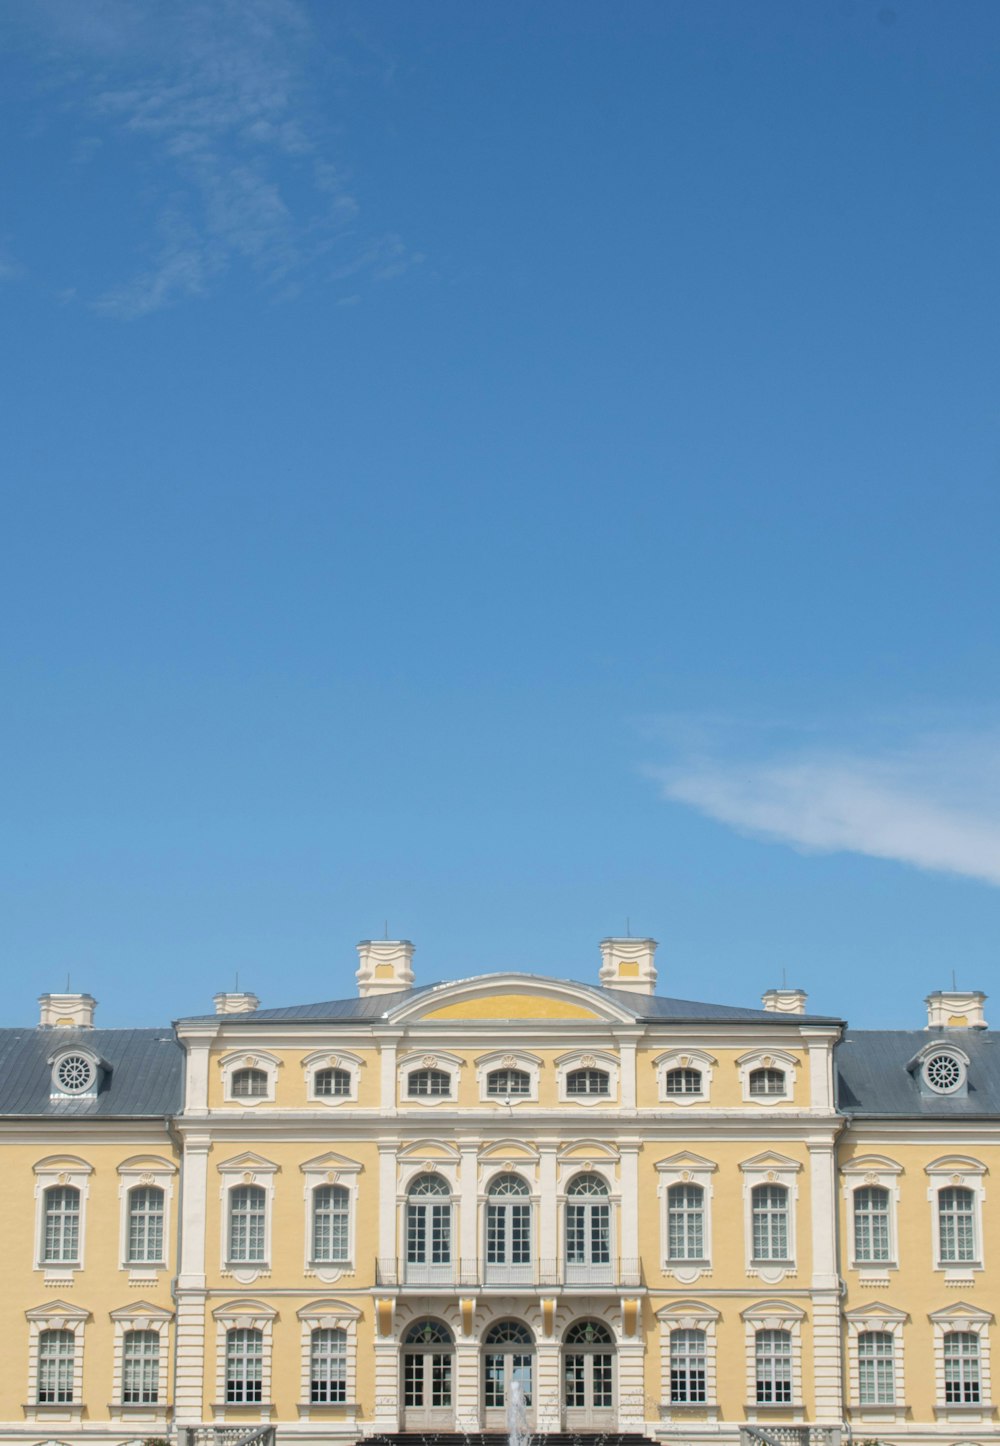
(485, 1174, 533, 1285)
(405, 1174, 453, 1285)
(483, 1320, 535, 1429)
(563, 1320, 615, 1430)
(564, 1173, 612, 1284)
(402, 1320, 454, 1429)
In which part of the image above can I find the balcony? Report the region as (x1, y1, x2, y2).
(374, 1257, 642, 1289)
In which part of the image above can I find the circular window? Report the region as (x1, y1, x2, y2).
(55, 1054, 96, 1094)
(923, 1052, 964, 1094)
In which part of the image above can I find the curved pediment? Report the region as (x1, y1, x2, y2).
(387, 974, 636, 1025)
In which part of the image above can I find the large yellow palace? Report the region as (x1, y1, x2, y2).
(0, 937, 996, 1446)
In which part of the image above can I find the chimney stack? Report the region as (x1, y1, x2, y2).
(762, 988, 808, 1015)
(356, 939, 415, 998)
(926, 990, 987, 1030)
(599, 937, 658, 995)
(213, 991, 260, 1015)
(39, 993, 97, 1029)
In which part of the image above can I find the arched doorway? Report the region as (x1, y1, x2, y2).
(483, 1319, 535, 1429)
(401, 1319, 454, 1430)
(485, 1174, 533, 1285)
(563, 1319, 615, 1429)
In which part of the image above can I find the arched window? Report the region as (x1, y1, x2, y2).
(407, 1068, 452, 1098)
(43, 1185, 80, 1263)
(565, 1173, 611, 1281)
(232, 1067, 268, 1099)
(563, 1320, 614, 1422)
(127, 1185, 165, 1264)
(751, 1183, 789, 1261)
(122, 1328, 160, 1404)
(228, 1184, 266, 1263)
(944, 1332, 981, 1404)
(938, 1186, 977, 1263)
(749, 1067, 786, 1097)
(670, 1328, 706, 1403)
(486, 1068, 531, 1097)
(566, 1068, 610, 1097)
(755, 1328, 792, 1404)
(405, 1173, 452, 1281)
(664, 1067, 702, 1096)
(310, 1327, 347, 1403)
(402, 1320, 454, 1426)
(312, 1184, 350, 1264)
(857, 1331, 894, 1406)
(667, 1182, 705, 1260)
(314, 1067, 351, 1097)
(483, 1320, 534, 1417)
(37, 1328, 75, 1403)
(853, 1185, 890, 1263)
(486, 1174, 532, 1282)
(225, 1326, 263, 1404)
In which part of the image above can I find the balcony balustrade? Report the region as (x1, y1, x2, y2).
(374, 1257, 642, 1289)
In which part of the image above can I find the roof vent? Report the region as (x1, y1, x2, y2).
(39, 993, 96, 1029)
(762, 988, 808, 1015)
(925, 990, 987, 1030)
(213, 991, 260, 1015)
(599, 937, 658, 995)
(356, 939, 415, 997)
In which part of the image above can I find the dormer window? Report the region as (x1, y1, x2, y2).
(49, 1049, 101, 1099)
(923, 1051, 966, 1095)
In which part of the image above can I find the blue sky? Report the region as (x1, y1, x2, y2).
(2, 0, 999, 1028)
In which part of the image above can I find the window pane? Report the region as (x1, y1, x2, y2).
(123, 1329, 160, 1404)
(37, 1329, 75, 1404)
(310, 1327, 347, 1403)
(858, 1332, 894, 1406)
(43, 1186, 80, 1264)
(670, 1329, 706, 1404)
(229, 1184, 266, 1262)
(127, 1186, 165, 1264)
(226, 1327, 264, 1404)
(312, 1185, 349, 1262)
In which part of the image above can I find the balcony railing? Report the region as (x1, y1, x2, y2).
(740, 1427, 842, 1446)
(374, 1257, 642, 1288)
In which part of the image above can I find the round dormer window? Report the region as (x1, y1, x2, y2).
(54, 1053, 97, 1094)
(922, 1051, 965, 1095)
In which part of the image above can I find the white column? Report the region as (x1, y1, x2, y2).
(373, 1338, 401, 1431)
(619, 1142, 640, 1269)
(378, 1143, 398, 1270)
(379, 1034, 399, 1115)
(617, 1338, 647, 1429)
(459, 1141, 479, 1274)
(538, 1143, 558, 1278)
(174, 1134, 210, 1424)
(619, 1035, 638, 1112)
(535, 1340, 562, 1432)
(455, 1340, 481, 1431)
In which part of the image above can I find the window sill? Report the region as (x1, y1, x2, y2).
(935, 1403, 993, 1416)
(297, 1401, 359, 1419)
(23, 1404, 84, 1420)
(109, 1402, 171, 1417)
(666, 1258, 710, 1268)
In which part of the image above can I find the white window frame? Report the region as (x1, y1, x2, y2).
(25, 1300, 89, 1421)
(737, 1049, 798, 1105)
(397, 1050, 464, 1108)
(300, 1152, 362, 1282)
(296, 1297, 361, 1419)
(740, 1153, 801, 1283)
(925, 1156, 987, 1280)
(33, 1156, 93, 1283)
(556, 1050, 620, 1107)
(844, 1304, 907, 1420)
(48, 1046, 103, 1101)
(656, 1153, 716, 1282)
(117, 1155, 177, 1282)
(909, 1040, 970, 1097)
(217, 1153, 279, 1283)
(475, 1050, 541, 1106)
(741, 1300, 805, 1418)
(840, 1155, 902, 1283)
(929, 1303, 993, 1418)
(109, 1301, 173, 1421)
(654, 1049, 716, 1106)
(303, 1049, 363, 1107)
(219, 1050, 281, 1107)
(657, 1300, 720, 1420)
(211, 1299, 276, 1421)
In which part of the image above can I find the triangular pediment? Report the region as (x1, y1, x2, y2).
(655, 1151, 718, 1173)
(929, 1300, 994, 1324)
(740, 1150, 803, 1173)
(387, 973, 636, 1025)
(300, 1151, 362, 1175)
(110, 1300, 174, 1322)
(845, 1301, 908, 1323)
(216, 1151, 279, 1174)
(26, 1300, 90, 1322)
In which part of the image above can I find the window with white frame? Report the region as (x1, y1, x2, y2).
(122, 1329, 160, 1404)
(741, 1302, 804, 1410)
(840, 1156, 901, 1277)
(398, 1052, 463, 1106)
(944, 1332, 981, 1404)
(217, 1155, 277, 1279)
(567, 1067, 610, 1096)
(926, 1158, 987, 1275)
(857, 1331, 895, 1406)
(232, 1068, 268, 1099)
(43, 1186, 81, 1264)
(25, 1301, 88, 1417)
(126, 1186, 165, 1265)
(109, 1303, 172, 1414)
(488, 1067, 531, 1096)
(844, 1305, 906, 1414)
(749, 1068, 786, 1097)
(670, 1329, 706, 1402)
(655, 1049, 716, 1104)
(229, 1185, 267, 1264)
(741, 1155, 800, 1278)
(212, 1301, 275, 1411)
(37, 1329, 76, 1403)
(476, 1050, 542, 1104)
(310, 1328, 347, 1402)
(34, 1157, 93, 1277)
(853, 1186, 891, 1264)
(299, 1153, 361, 1280)
(312, 1185, 350, 1265)
(565, 1172, 612, 1279)
(755, 1329, 792, 1404)
(315, 1068, 351, 1097)
(667, 1184, 705, 1261)
(296, 1298, 360, 1413)
(49, 1047, 102, 1099)
(226, 1327, 264, 1403)
(408, 1067, 451, 1097)
(737, 1050, 797, 1104)
(219, 1051, 280, 1106)
(929, 1305, 993, 1412)
(405, 1173, 453, 1278)
(656, 1154, 716, 1278)
(657, 1302, 720, 1415)
(939, 1188, 977, 1264)
(751, 1184, 789, 1262)
(303, 1050, 363, 1105)
(556, 1051, 620, 1105)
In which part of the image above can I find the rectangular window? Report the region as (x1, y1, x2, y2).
(853, 1186, 890, 1263)
(858, 1331, 894, 1406)
(670, 1328, 706, 1403)
(37, 1329, 75, 1404)
(127, 1186, 165, 1264)
(944, 1333, 981, 1405)
(667, 1184, 705, 1260)
(122, 1329, 160, 1405)
(939, 1188, 977, 1264)
(755, 1329, 792, 1404)
(752, 1184, 789, 1261)
(310, 1327, 347, 1404)
(226, 1328, 263, 1405)
(228, 1185, 266, 1263)
(43, 1186, 81, 1264)
(312, 1186, 349, 1263)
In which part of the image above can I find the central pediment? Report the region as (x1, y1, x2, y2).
(386, 973, 637, 1025)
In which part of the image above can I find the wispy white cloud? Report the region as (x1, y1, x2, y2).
(9, 0, 421, 316)
(649, 723, 1000, 887)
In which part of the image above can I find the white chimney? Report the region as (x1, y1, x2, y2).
(762, 988, 808, 1015)
(213, 991, 260, 1015)
(926, 990, 987, 1030)
(39, 993, 97, 1029)
(599, 937, 658, 995)
(356, 939, 415, 997)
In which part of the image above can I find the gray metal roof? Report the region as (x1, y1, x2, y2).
(0, 1028, 183, 1117)
(836, 1029, 1000, 1117)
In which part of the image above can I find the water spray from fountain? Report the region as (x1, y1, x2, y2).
(506, 1377, 531, 1446)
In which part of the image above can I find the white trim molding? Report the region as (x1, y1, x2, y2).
(108, 1298, 173, 1424)
(555, 1049, 620, 1107)
(736, 1048, 799, 1105)
(218, 1049, 282, 1107)
(302, 1048, 364, 1106)
(656, 1299, 720, 1421)
(211, 1297, 277, 1422)
(925, 1154, 987, 1282)
(844, 1300, 907, 1421)
(117, 1154, 177, 1283)
(300, 1151, 363, 1282)
(929, 1300, 994, 1421)
(741, 1298, 806, 1420)
(217, 1151, 279, 1284)
(295, 1296, 361, 1421)
(655, 1151, 717, 1283)
(653, 1048, 716, 1105)
(474, 1049, 542, 1105)
(740, 1151, 802, 1283)
(24, 1298, 90, 1422)
(33, 1155, 93, 1285)
(840, 1154, 903, 1284)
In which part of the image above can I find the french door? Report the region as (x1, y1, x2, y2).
(402, 1321, 454, 1429)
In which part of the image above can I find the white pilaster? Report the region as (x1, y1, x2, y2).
(459, 1141, 479, 1268)
(807, 1037, 834, 1110)
(620, 1142, 640, 1265)
(379, 1034, 400, 1114)
(174, 1134, 211, 1424)
(535, 1340, 562, 1432)
(619, 1035, 638, 1112)
(809, 1140, 843, 1422)
(539, 1143, 558, 1269)
(378, 1143, 398, 1264)
(455, 1340, 481, 1431)
(373, 1338, 400, 1431)
(617, 1337, 647, 1429)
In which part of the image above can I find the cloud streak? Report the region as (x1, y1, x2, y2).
(650, 727, 1000, 887)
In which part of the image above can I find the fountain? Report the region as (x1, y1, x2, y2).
(506, 1377, 532, 1446)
